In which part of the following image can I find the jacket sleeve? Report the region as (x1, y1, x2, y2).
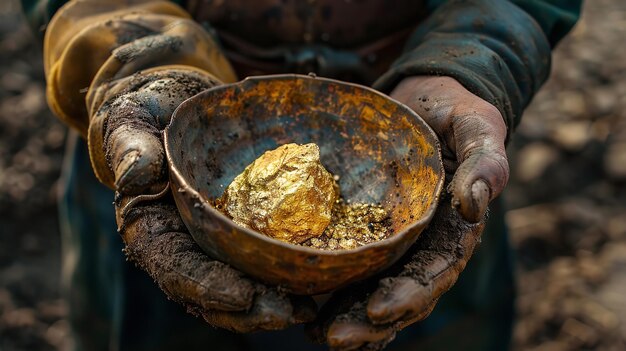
(22, 0, 235, 137)
(373, 0, 582, 138)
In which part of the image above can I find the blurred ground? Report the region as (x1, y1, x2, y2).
(507, 0, 626, 350)
(0, 1, 68, 350)
(0, 0, 624, 350)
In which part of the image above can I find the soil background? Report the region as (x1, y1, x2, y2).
(1, 1, 625, 350)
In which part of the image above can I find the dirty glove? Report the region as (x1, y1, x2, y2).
(116, 191, 317, 332)
(100, 70, 316, 332)
(43, 0, 315, 332)
(307, 75, 506, 350)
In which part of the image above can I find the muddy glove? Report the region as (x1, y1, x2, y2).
(101, 70, 316, 332)
(307, 75, 507, 350)
(116, 186, 317, 332)
(123, 207, 315, 332)
(44, 0, 315, 332)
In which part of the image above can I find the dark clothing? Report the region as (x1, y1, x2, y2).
(22, 0, 581, 132)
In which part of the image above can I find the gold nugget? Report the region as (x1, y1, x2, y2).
(221, 143, 337, 244)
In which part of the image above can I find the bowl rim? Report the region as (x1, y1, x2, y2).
(164, 73, 445, 257)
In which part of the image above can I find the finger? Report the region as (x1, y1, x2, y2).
(119, 198, 257, 312)
(327, 320, 395, 351)
(202, 290, 318, 333)
(388, 75, 508, 222)
(322, 298, 396, 351)
(97, 72, 217, 194)
(305, 281, 395, 350)
(104, 78, 193, 194)
(367, 275, 442, 325)
(367, 198, 484, 325)
(396, 298, 438, 329)
(328, 298, 439, 351)
(366, 269, 453, 325)
(448, 107, 509, 223)
(318, 296, 438, 351)
(109, 122, 165, 194)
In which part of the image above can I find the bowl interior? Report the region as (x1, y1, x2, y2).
(168, 75, 442, 237)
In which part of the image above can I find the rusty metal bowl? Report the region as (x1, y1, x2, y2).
(164, 74, 444, 295)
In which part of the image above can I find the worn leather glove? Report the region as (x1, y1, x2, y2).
(307, 75, 508, 350)
(116, 185, 317, 333)
(44, 0, 315, 333)
(101, 69, 316, 333)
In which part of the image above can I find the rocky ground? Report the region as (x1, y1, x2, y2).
(0, 0, 624, 350)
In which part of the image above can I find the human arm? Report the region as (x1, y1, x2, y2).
(313, 0, 582, 349)
(26, 0, 314, 332)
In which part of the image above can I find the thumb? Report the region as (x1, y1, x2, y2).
(108, 122, 165, 195)
(89, 71, 217, 194)
(448, 105, 509, 223)
(99, 88, 168, 195)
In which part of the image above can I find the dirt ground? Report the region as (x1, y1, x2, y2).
(0, 0, 624, 350)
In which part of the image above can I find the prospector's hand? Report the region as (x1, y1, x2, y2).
(97, 70, 316, 332)
(307, 193, 484, 350)
(307, 76, 507, 350)
(391, 76, 510, 223)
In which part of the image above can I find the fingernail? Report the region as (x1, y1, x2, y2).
(367, 278, 423, 325)
(366, 279, 396, 322)
(470, 179, 490, 221)
(328, 322, 394, 349)
(327, 323, 370, 349)
(114, 150, 140, 190)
